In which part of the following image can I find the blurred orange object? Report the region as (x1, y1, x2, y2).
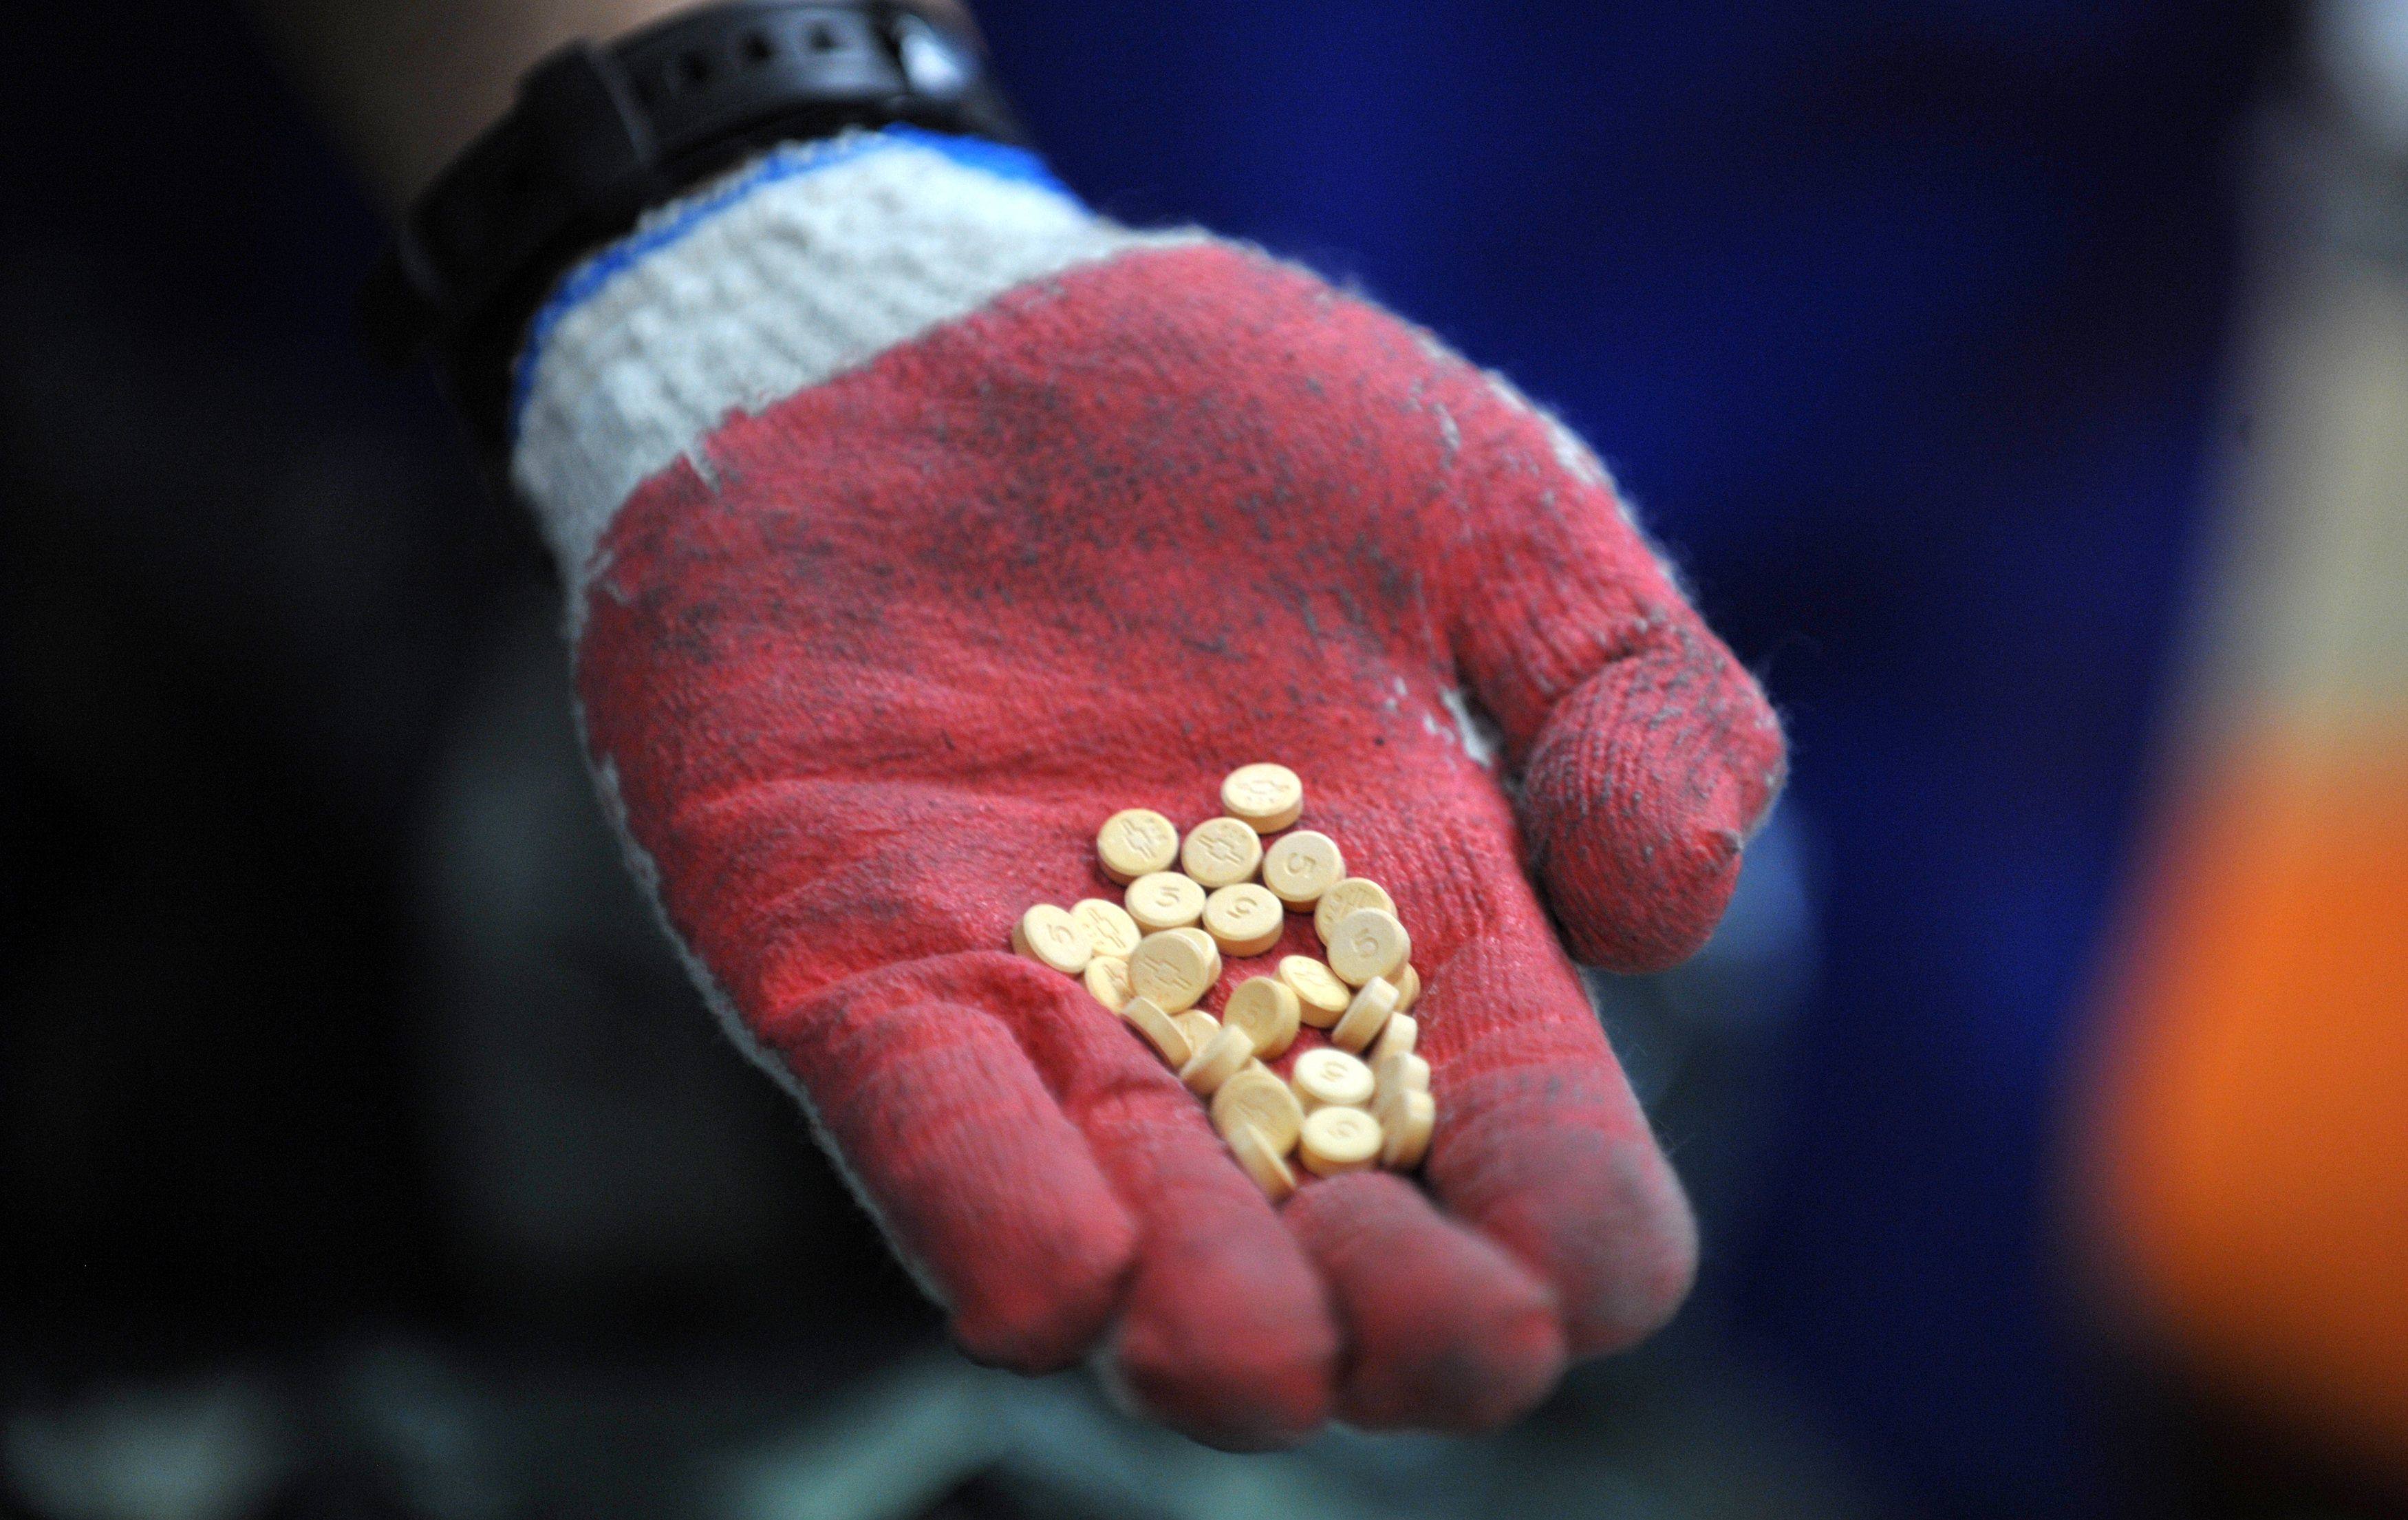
(2080, 139, 2408, 1474)
(2092, 726, 2408, 1467)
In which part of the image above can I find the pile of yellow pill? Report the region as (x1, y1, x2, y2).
(1012, 764, 1433, 1199)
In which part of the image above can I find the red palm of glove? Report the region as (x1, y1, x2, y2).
(577, 244, 1783, 1445)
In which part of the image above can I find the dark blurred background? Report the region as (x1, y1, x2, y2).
(8, 1, 2408, 1516)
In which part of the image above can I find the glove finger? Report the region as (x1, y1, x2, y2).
(1434, 377, 1784, 974)
(1284, 1171, 1566, 1431)
(991, 972, 1340, 1450)
(1289, 787, 1694, 1357)
(1414, 915, 1699, 1357)
(1513, 628, 1784, 972)
(762, 955, 1139, 1371)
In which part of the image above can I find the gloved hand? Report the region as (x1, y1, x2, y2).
(512, 129, 1783, 1446)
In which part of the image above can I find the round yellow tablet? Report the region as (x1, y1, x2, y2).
(1261, 830, 1345, 908)
(1227, 1122, 1298, 1201)
(1332, 974, 1399, 1053)
(1181, 817, 1264, 889)
(1129, 930, 1217, 1013)
(1097, 808, 1180, 884)
(1174, 1009, 1221, 1054)
(1314, 878, 1397, 945)
(1121, 996, 1192, 1069)
(1202, 883, 1284, 957)
(1377, 1089, 1435, 1170)
(1167, 926, 1224, 983)
(1221, 763, 1304, 833)
(1374, 1049, 1430, 1098)
(1125, 871, 1205, 933)
(1211, 1064, 1304, 1153)
(1013, 903, 1094, 975)
(1069, 898, 1142, 960)
(1299, 1106, 1383, 1177)
(1392, 963, 1421, 1012)
(1083, 954, 1133, 1012)
(1181, 1023, 1256, 1096)
(1222, 976, 1301, 1059)
(1291, 1047, 1376, 1113)
(1278, 955, 1353, 1027)
(1370, 1011, 1418, 1063)
(1327, 908, 1411, 987)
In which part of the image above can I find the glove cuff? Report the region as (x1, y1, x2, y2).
(508, 126, 1185, 606)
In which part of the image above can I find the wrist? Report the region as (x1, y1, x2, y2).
(361, 1, 1026, 460)
(510, 127, 1182, 606)
(253, 0, 696, 212)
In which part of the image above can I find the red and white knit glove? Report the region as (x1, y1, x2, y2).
(511, 131, 1783, 1446)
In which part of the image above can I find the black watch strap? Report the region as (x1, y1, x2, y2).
(361, 0, 1023, 453)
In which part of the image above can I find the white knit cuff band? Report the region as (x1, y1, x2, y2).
(508, 127, 1193, 600)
